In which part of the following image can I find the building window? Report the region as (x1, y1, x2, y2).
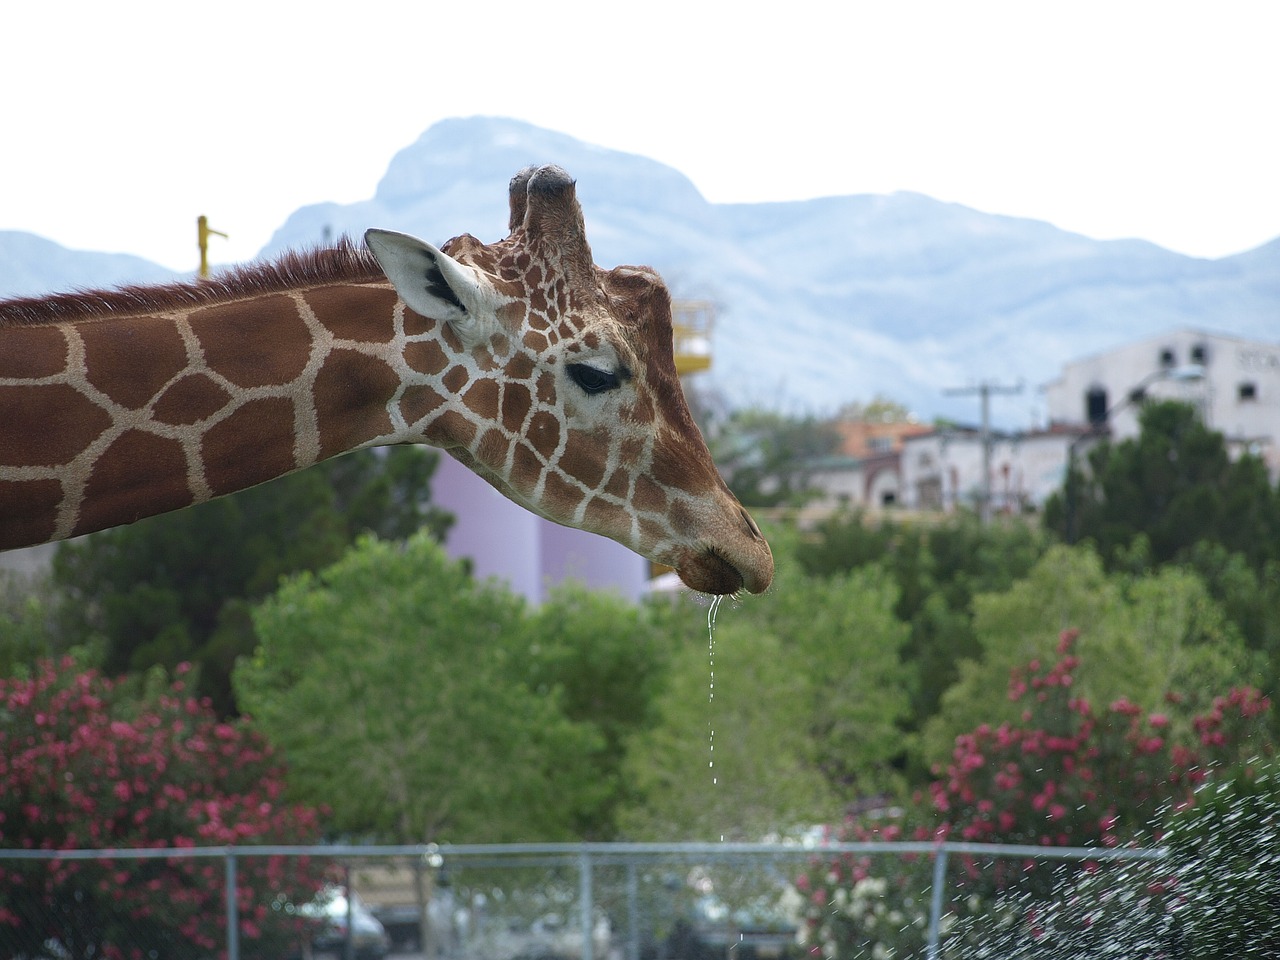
(1159, 347, 1176, 368)
(1239, 382, 1258, 402)
(1086, 386, 1108, 425)
(1190, 342, 1209, 365)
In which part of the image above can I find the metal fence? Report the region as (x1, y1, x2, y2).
(0, 841, 1172, 960)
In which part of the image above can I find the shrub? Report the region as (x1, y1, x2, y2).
(0, 658, 325, 959)
(794, 631, 1274, 958)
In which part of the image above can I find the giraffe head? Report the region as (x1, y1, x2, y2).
(366, 165, 772, 595)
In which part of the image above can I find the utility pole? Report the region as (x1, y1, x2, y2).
(943, 380, 1023, 522)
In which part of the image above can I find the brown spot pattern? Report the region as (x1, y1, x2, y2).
(543, 471, 586, 515)
(304, 286, 398, 343)
(559, 429, 607, 490)
(425, 409, 477, 448)
(511, 441, 544, 490)
(202, 397, 296, 495)
(501, 382, 533, 433)
(313, 350, 400, 459)
(75, 430, 192, 535)
(0, 480, 61, 549)
(476, 428, 509, 470)
(152, 374, 232, 426)
(400, 387, 446, 427)
(462, 379, 500, 419)
(80, 317, 187, 410)
(190, 294, 312, 389)
(527, 411, 560, 458)
(442, 365, 469, 394)
(0, 327, 67, 378)
(633, 475, 668, 513)
(406, 339, 449, 375)
(0, 384, 112, 467)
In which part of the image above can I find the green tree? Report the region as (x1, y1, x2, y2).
(920, 544, 1257, 766)
(619, 544, 911, 838)
(521, 584, 678, 838)
(794, 510, 1047, 732)
(618, 614, 843, 841)
(754, 550, 913, 797)
(53, 447, 452, 715)
(234, 533, 604, 844)
(1045, 400, 1280, 570)
(0, 570, 61, 676)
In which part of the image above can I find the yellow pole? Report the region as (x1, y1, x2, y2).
(197, 215, 228, 278)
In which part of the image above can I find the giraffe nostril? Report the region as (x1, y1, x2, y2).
(741, 508, 762, 540)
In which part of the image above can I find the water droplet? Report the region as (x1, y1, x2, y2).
(707, 595, 722, 786)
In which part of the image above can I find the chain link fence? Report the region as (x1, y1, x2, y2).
(0, 841, 1181, 960)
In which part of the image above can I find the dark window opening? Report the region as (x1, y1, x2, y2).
(1086, 386, 1109, 425)
(1239, 382, 1258, 402)
(1159, 347, 1176, 368)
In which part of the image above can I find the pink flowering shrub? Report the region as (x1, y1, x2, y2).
(795, 630, 1273, 959)
(0, 658, 327, 959)
(933, 630, 1270, 858)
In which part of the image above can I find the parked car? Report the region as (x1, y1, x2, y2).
(298, 886, 392, 960)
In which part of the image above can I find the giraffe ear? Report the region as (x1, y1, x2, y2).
(365, 229, 499, 346)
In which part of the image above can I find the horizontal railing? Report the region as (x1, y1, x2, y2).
(0, 840, 1170, 960)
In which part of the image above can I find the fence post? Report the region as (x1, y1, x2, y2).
(626, 860, 641, 960)
(579, 847, 594, 960)
(225, 847, 240, 960)
(926, 844, 948, 960)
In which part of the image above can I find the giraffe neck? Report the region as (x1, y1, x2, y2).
(0, 280, 444, 549)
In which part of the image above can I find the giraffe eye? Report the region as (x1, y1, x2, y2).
(567, 362, 625, 395)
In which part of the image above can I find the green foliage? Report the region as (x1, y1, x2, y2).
(619, 544, 911, 839)
(619, 612, 839, 841)
(235, 534, 614, 844)
(921, 545, 1257, 767)
(0, 570, 62, 676)
(795, 510, 1048, 731)
(797, 639, 1274, 960)
(754, 551, 914, 796)
(1045, 400, 1280, 571)
(51, 447, 452, 715)
(521, 584, 678, 837)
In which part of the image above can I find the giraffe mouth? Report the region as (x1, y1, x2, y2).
(676, 543, 772, 596)
(676, 551, 744, 597)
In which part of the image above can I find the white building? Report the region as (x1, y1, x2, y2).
(895, 328, 1280, 517)
(899, 426, 1082, 515)
(1043, 329, 1280, 478)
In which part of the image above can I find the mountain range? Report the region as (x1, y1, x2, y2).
(4, 116, 1277, 427)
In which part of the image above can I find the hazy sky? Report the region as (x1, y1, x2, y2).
(3, 0, 1276, 272)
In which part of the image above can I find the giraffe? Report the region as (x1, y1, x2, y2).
(0, 165, 772, 595)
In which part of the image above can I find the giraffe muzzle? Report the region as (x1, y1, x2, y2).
(674, 508, 774, 596)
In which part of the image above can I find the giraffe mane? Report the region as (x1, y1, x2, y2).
(0, 236, 387, 327)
